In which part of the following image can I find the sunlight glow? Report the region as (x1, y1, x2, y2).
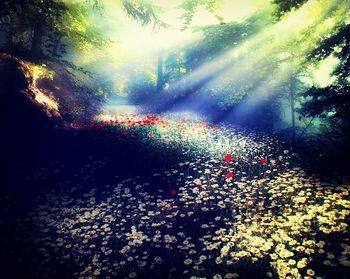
(65, 0, 349, 114)
(171, 0, 348, 103)
(21, 61, 60, 113)
(67, 0, 272, 98)
(313, 56, 338, 87)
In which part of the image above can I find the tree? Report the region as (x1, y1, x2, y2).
(0, 0, 108, 60)
(0, 0, 165, 60)
(184, 9, 271, 70)
(299, 23, 350, 140)
(157, 54, 164, 91)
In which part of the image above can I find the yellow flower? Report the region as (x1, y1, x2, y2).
(295, 246, 305, 252)
(270, 253, 278, 260)
(290, 268, 301, 278)
(320, 227, 331, 234)
(279, 249, 294, 258)
(297, 258, 307, 269)
(305, 248, 314, 255)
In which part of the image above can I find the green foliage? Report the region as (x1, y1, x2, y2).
(0, 0, 167, 58)
(121, 0, 166, 28)
(299, 21, 349, 117)
(164, 52, 187, 84)
(309, 24, 350, 83)
(179, 0, 223, 30)
(215, 84, 252, 108)
(184, 9, 272, 72)
(199, 11, 270, 53)
(300, 85, 350, 118)
(0, 0, 67, 27)
(297, 16, 350, 145)
(0, 0, 108, 59)
(272, 0, 308, 19)
(0, 0, 171, 121)
(59, 1, 109, 53)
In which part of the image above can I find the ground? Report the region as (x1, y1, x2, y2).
(1, 113, 350, 279)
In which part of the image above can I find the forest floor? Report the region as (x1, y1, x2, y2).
(1, 113, 350, 279)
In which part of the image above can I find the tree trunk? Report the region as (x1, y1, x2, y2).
(290, 75, 296, 147)
(31, 24, 43, 57)
(52, 35, 62, 57)
(157, 54, 163, 91)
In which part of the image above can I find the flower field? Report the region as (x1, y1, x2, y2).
(3, 113, 350, 279)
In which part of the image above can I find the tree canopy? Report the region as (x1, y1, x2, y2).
(0, 0, 349, 145)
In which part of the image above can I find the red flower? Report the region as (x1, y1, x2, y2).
(224, 154, 232, 162)
(225, 172, 234, 179)
(170, 189, 177, 196)
(260, 157, 268, 165)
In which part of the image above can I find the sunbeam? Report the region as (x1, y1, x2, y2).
(135, 0, 347, 117)
(172, 0, 345, 95)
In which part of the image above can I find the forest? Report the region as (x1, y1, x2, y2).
(0, 0, 350, 278)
